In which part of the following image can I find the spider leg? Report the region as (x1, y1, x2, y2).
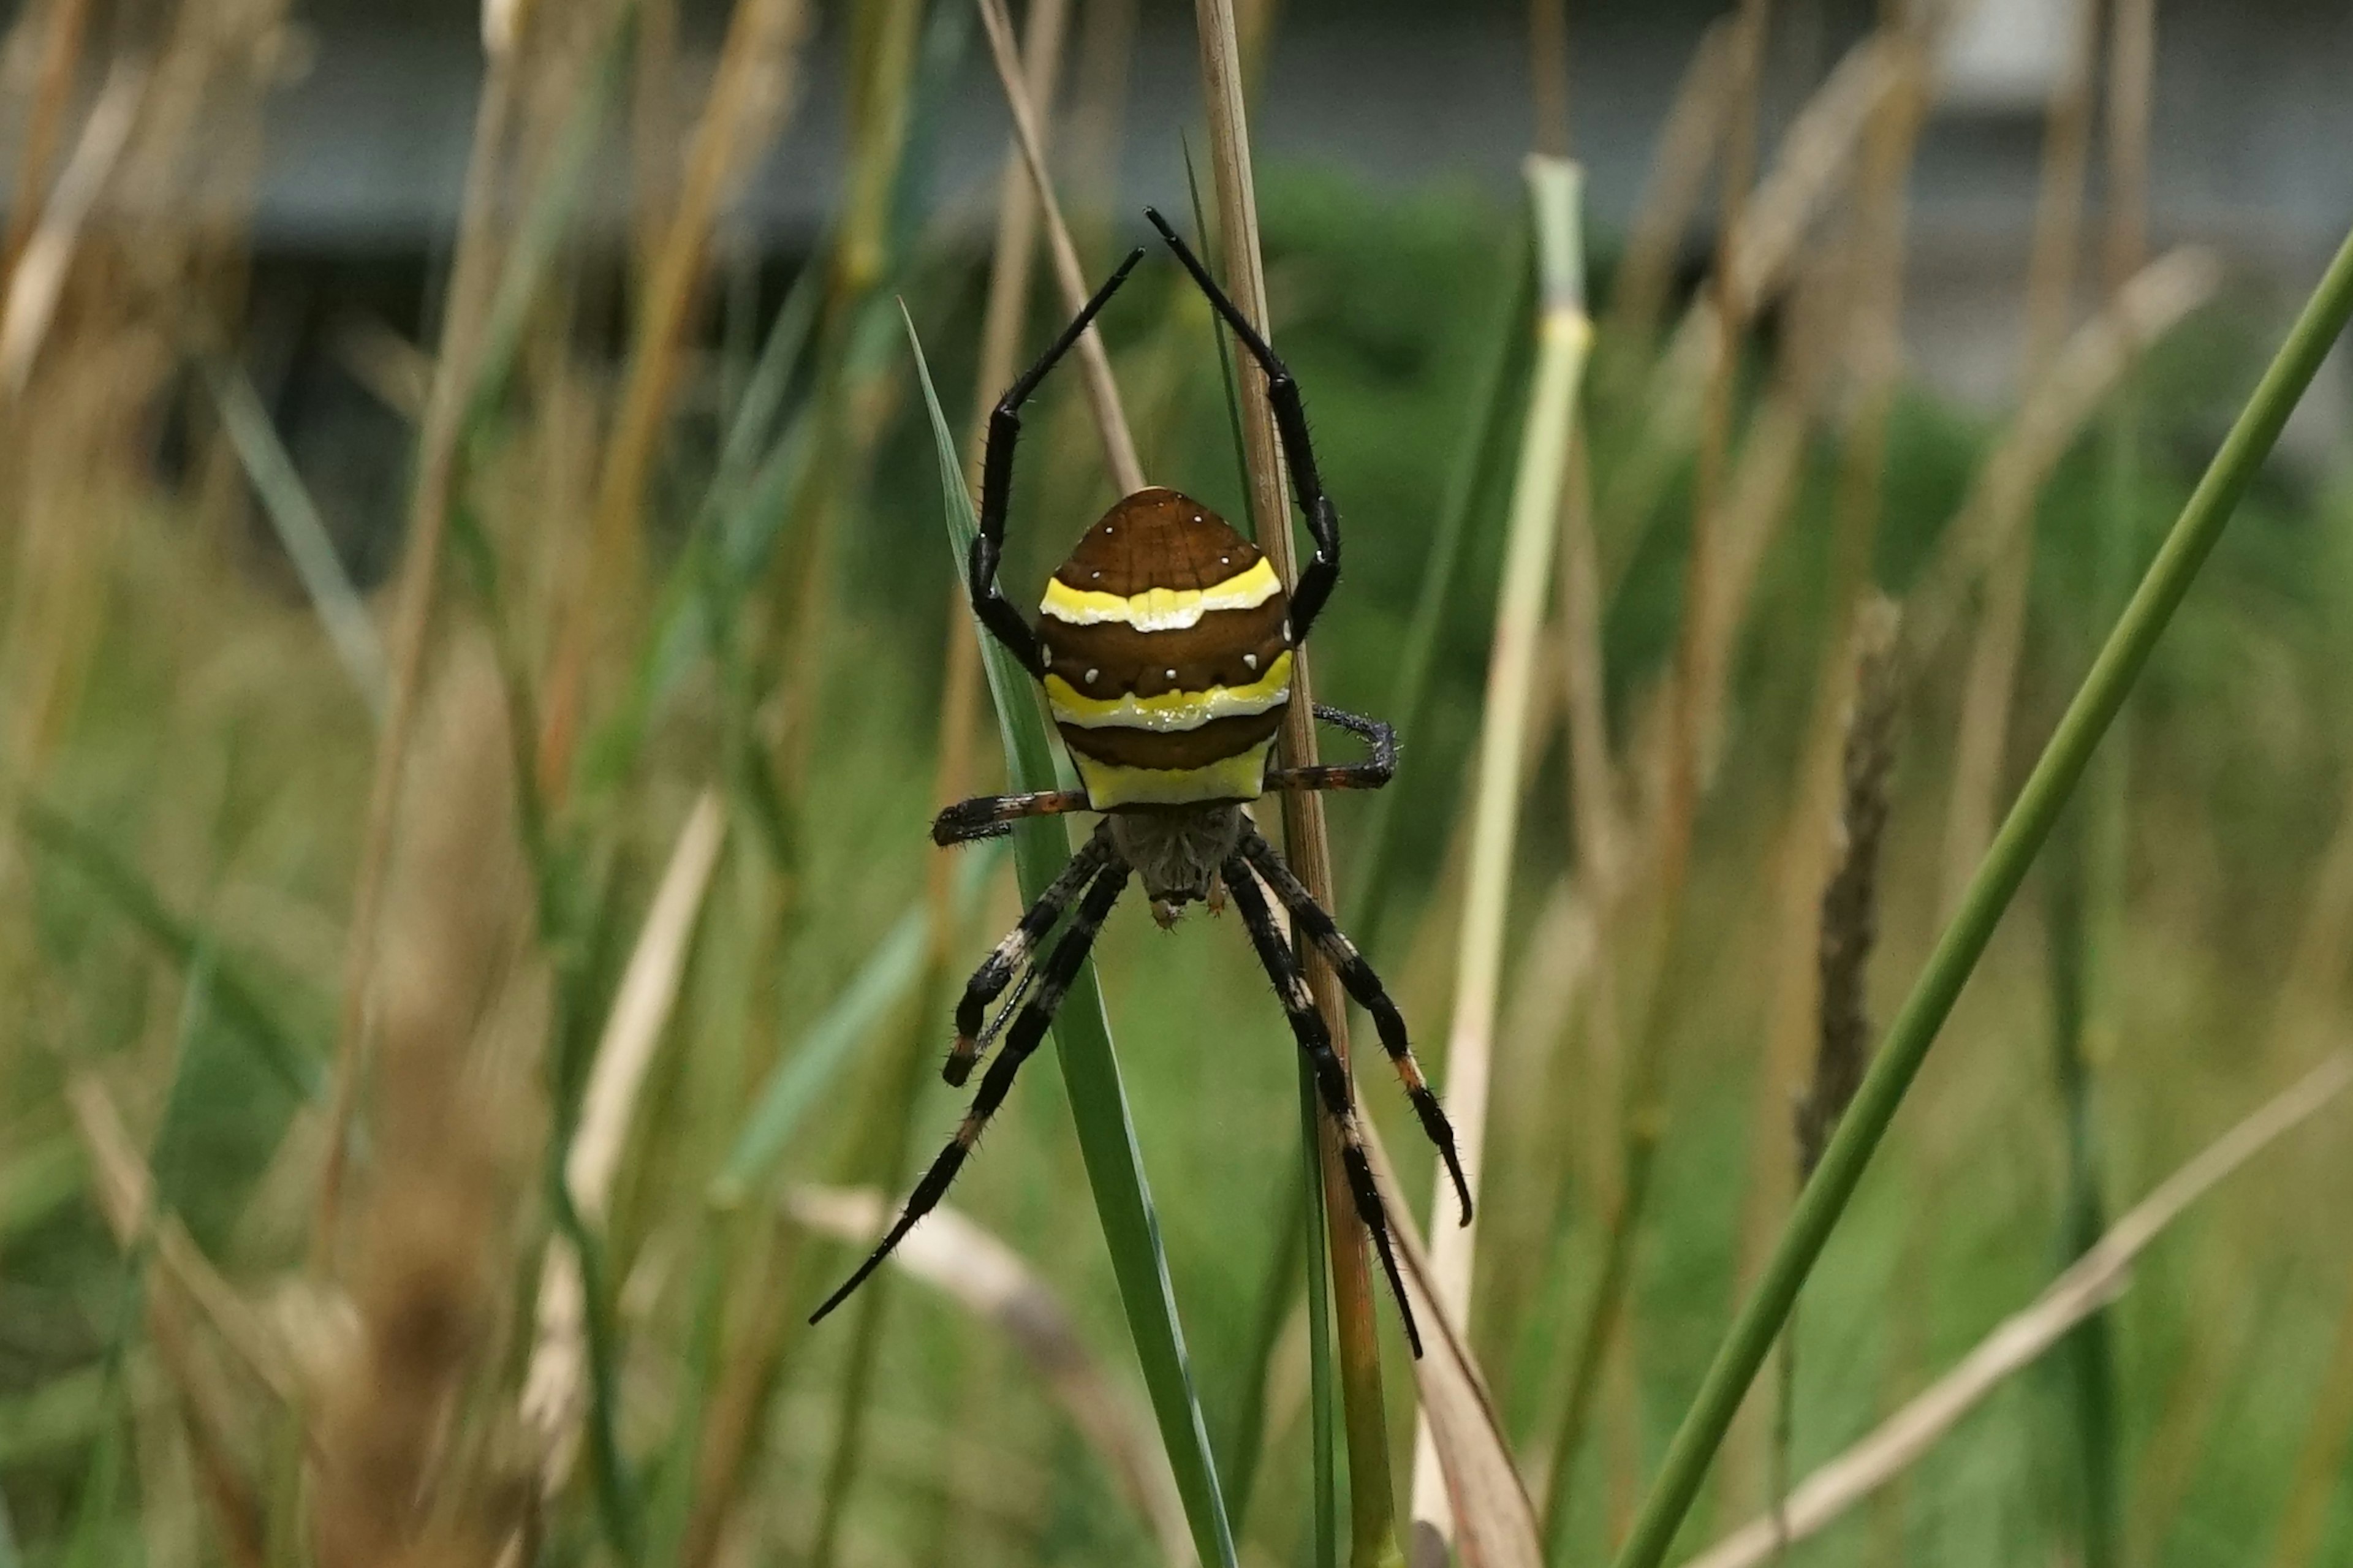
(1222, 857, 1423, 1359)
(971, 248, 1148, 678)
(945, 824, 1119, 1085)
(811, 862, 1130, 1324)
(933, 788, 1093, 847)
(1144, 207, 1343, 644)
(1264, 704, 1397, 793)
(1237, 828, 1473, 1227)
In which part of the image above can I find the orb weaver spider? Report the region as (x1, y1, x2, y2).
(811, 210, 1469, 1357)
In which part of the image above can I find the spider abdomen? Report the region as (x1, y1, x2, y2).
(1038, 487, 1292, 809)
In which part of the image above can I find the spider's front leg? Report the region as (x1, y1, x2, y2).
(932, 787, 1093, 847)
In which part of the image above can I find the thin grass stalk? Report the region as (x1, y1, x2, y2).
(1406, 156, 1588, 1558)
(974, 0, 1145, 494)
(310, 4, 541, 1267)
(1188, 4, 1399, 1559)
(1350, 223, 1534, 949)
(1938, 0, 2101, 914)
(1600, 20, 1732, 354)
(0, 0, 96, 290)
(906, 310, 1238, 1568)
(539, 0, 809, 790)
(807, 7, 1070, 1556)
(1608, 218, 2353, 1568)
(1686, 1055, 2353, 1568)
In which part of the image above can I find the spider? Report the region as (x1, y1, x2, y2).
(809, 210, 1470, 1357)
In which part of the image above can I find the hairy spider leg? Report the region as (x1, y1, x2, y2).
(1145, 208, 1344, 644)
(969, 248, 1149, 677)
(1237, 828, 1474, 1226)
(1221, 858, 1423, 1358)
(811, 863, 1131, 1324)
(1264, 704, 1398, 793)
(932, 788, 1094, 847)
(943, 824, 1120, 1086)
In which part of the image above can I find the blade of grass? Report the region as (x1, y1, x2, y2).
(200, 358, 387, 718)
(1609, 216, 2353, 1568)
(906, 304, 1238, 1568)
(1407, 155, 1588, 1560)
(1685, 1055, 2353, 1568)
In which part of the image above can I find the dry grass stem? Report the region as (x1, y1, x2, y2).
(313, 21, 540, 1269)
(1682, 1055, 2353, 1568)
(1898, 247, 2222, 677)
(542, 0, 811, 781)
(518, 788, 726, 1488)
(787, 1186, 1196, 1566)
(1602, 20, 1732, 348)
(1408, 154, 1588, 1558)
(313, 643, 538, 1568)
(0, 59, 150, 397)
(1, 0, 97, 286)
(976, 0, 1145, 494)
(1360, 1122, 1542, 1568)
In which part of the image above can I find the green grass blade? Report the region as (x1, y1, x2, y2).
(903, 301, 1241, 1568)
(708, 841, 1003, 1206)
(20, 800, 318, 1100)
(201, 358, 387, 718)
(1610, 217, 2353, 1568)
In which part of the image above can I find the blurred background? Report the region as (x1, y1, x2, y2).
(4, 0, 2353, 1565)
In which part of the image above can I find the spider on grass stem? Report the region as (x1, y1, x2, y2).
(809, 210, 1469, 1357)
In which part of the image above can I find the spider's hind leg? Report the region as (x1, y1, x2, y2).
(1238, 827, 1472, 1227)
(945, 824, 1118, 1086)
(1222, 858, 1424, 1358)
(811, 862, 1130, 1325)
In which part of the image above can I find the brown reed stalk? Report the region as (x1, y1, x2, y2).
(974, 0, 1145, 493)
(313, 643, 537, 1568)
(0, 0, 96, 292)
(539, 0, 811, 791)
(1938, 0, 2103, 914)
(1601, 20, 1733, 352)
(1187, 2, 1411, 1559)
(311, 6, 539, 1270)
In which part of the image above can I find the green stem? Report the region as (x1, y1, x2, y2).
(1610, 218, 2353, 1568)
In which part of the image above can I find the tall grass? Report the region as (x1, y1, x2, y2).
(7, 6, 2353, 1568)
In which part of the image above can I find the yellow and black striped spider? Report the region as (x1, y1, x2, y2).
(811, 211, 1469, 1355)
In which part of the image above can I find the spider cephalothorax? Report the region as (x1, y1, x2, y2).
(811, 211, 1469, 1357)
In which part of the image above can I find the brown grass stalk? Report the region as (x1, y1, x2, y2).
(0, 0, 96, 292)
(974, 0, 1145, 493)
(788, 1186, 1195, 1566)
(1189, 0, 1404, 1557)
(0, 58, 150, 398)
(518, 789, 726, 1491)
(1896, 246, 2220, 679)
(1682, 1055, 2353, 1568)
(1938, 0, 2102, 911)
(311, 12, 539, 1271)
(1601, 20, 1733, 352)
(539, 0, 811, 789)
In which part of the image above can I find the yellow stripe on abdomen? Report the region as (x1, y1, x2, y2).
(1043, 652, 1291, 733)
(1069, 743, 1275, 809)
(1040, 558, 1282, 632)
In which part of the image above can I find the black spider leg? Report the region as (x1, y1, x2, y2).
(933, 788, 1094, 847)
(811, 862, 1131, 1324)
(1221, 857, 1424, 1359)
(944, 822, 1120, 1085)
(971, 247, 1149, 677)
(1237, 827, 1473, 1227)
(1265, 704, 1397, 793)
(1143, 206, 1343, 643)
